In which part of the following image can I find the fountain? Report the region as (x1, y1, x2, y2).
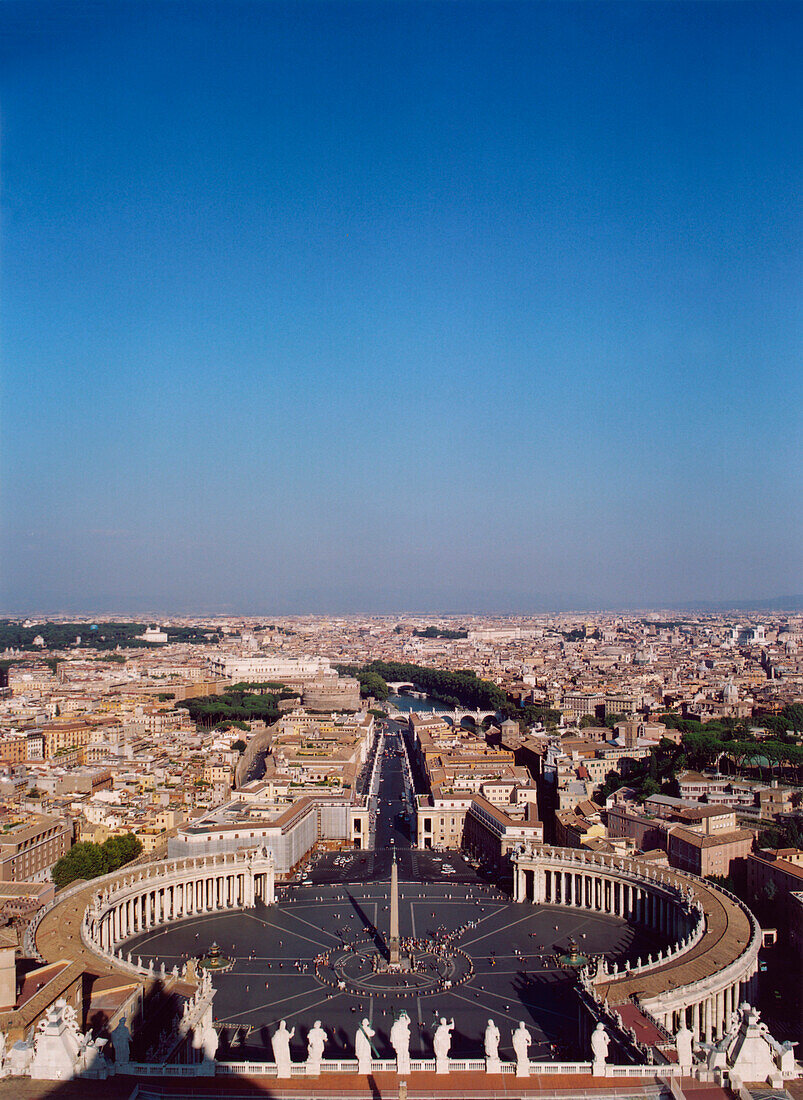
(558, 936, 591, 969)
(198, 941, 234, 974)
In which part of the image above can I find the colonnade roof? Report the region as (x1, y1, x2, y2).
(36, 874, 134, 981)
(587, 864, 754, 1005)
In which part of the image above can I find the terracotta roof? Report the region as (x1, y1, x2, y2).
(669, 826, 752, 849)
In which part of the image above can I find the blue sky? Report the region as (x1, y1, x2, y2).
(1, 1, 800, 614)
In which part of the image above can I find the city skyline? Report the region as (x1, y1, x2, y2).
(1, 1, 800, 613)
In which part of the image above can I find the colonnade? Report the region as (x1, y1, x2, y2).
(83, 850, 276, 958)
(517, 862, 690, 942)
(513, 845, 761, 1046)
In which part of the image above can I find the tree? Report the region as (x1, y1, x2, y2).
(344, 660, 507, 711)
(231, 739, 247, 753)
(355, 671, 389, 701)
(638, 778, 661, 801)
(52, 835, 142, 889)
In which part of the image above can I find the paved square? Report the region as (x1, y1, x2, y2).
(126, 880, 669, 1063)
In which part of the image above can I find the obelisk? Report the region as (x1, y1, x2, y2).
(389, 849, 400, 966)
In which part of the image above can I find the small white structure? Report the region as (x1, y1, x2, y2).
(7, 1039, 33, 1077)
(711, 1003, 801, 1087)
(30, 999, 92, 1081)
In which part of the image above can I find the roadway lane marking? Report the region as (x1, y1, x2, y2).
(446, 985, 535, 1027)
(281, 907, 342, 942)
(462, 909, 541, 947)
(240, 911, 336, 951)
(216, 982, 324, 1023)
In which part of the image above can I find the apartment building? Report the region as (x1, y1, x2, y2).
(0, 814, 71, 883)
(667, 826, 753, 878)
(40, 720, 91, 761)
(0, 735, 29, 765)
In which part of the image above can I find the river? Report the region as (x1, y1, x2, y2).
(387, 692, 442, 713)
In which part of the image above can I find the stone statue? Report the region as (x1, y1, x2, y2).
(306, 1020, 327, 1076)
(7, 1039, 33, 1077)
(675, 1023, 693, 1071)
(355, 1018, 375, 1075)
(271, 1020, 295, 1077)
(484, 1019, 501, 1073)
(79, 1036, 108, 1077)
(433, 1017, 454, 1073)
(591, 1021, 610, 1075)
(512, 1021, 531, 1077)
(390, 1011, 411, 1075)
(202, 1022, 219, 1062)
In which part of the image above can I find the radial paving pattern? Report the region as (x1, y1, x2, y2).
(125, 878, 669, 1063)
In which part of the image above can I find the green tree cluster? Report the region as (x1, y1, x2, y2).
(350, 661, 507, 711)
(0, 620, 220, 651)
(176, 688, 298, 728)
(757, 818, 803, 851)
(355, 671, 389, 700)
(52, 834, 142, 889)
(500, 701, 563, 728)
(412, 627, 468, 640)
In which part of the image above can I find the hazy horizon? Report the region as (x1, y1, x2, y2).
(2, 2, 800, 612)
(2, 595, 802, 621)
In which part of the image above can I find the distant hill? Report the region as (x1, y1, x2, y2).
(679, 596, 803, 612)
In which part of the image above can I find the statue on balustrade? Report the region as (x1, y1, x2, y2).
(390, 1010, 411, 1075)
(110, 1019, 131, 1066)
(512, 1022, 531, 1077)
(306, 1020, 327, 1075)
(484, 1019, 501, 1073)
(355, 1018, 375, 1075)
(271, 1020, 294, 1077)
(675, 1023, 693, 1071)
(591, 1021, 610, 1075)
(433, 1017, 454, 1073)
